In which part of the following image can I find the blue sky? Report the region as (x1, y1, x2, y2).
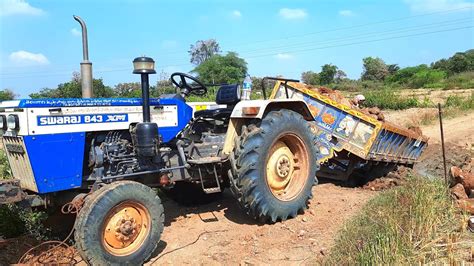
(0, 0, 473, 98)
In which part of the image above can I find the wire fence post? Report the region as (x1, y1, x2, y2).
(438, 103, 448, 185)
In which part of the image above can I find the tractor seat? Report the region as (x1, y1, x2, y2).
(194, 84, 241, 120)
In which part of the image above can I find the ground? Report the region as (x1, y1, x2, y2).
(145, 110, 474, 265)
(1, 109, 473, 265)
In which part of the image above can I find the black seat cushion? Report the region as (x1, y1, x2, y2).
(216, 84, 240, 105)
(194, 84, 240, 120)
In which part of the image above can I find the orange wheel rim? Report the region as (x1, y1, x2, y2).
(265, 133, 310, 201)
(102, 201, 151, 256)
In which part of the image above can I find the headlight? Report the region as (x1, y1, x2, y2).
(0, 115, 6, 130)
(7, 114, 19, 130)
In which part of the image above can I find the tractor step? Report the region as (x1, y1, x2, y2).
(187, 156, 222, 165)
(194, 162, 222, 194)
(203, 187, 221, 194)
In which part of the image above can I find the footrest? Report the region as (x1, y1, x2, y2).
(188, 156, 222, 165)
(203, 187, 222, 194)
(0, 179, 26, 204)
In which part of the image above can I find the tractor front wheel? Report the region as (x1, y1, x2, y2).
(74, 181, 164, 265)
(229, 110, 319, 223)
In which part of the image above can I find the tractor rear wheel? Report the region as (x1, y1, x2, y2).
(229, 110, 319, 223)
(74, 181, 164, 265)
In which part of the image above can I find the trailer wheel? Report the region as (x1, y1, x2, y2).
(229, 110, 319, 223)
(74, 181, 164, 265)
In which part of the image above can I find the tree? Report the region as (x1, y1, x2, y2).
(192, 52, 247, 85)
(30, 74, 114, 98)
(301, 71, 320, 85)
(114, 82, 141, 97)
(431, 49, 474, 75)
(387, 64, 400, 75)
(386, 64, 429, 84)
(361, 57, 389, 81)
(154, 79, 176, 96)
(319, 64, 338, 85)
(334, 70, 347, 83)
(189, 39, 221, 65)
(0, 89, 16, 101)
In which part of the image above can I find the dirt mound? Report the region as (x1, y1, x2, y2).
(363, 166, 412, 191)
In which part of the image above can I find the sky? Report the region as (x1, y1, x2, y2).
(0, 0, 473, 98)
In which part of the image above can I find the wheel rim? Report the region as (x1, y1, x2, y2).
(102, 201, 151, 256)
(265, 133, 310, 201)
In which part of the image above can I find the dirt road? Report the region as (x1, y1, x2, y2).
(148, 111, 474, 265)
(148, 184, 375, 265)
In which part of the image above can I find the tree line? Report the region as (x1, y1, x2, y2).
(1, 39, 472, 101)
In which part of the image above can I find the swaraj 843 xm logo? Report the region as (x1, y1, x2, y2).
(38, 114, 128, 126)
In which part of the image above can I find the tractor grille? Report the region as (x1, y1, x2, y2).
(2, 136, 37, 192)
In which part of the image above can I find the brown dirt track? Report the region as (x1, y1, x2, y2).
(1, 110, 472, 265)
(146, 110, 473, 265)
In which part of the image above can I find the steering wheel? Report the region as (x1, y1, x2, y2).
(170, 72, 208, 96)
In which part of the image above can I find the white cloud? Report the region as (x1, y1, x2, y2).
(339, 10, 355, 16)
(279, 8, 308, 20)
(404, 0, 474, 12)
(9, 50, 50, 65)
(275, 53, 294, 60)
(71, 28, 81, 37)
(231, 10, 242, 18)
(0, 0, 45, 16)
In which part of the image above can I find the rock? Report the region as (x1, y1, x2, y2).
(451, 183, 469, 200)
(320, 248, 326, 256)
(297, 230, 306, 237)
(451, 166, 474, 191)
(302, 217, 308, 222)
(456, 199, 474, 214)
(309, 209, 315, 215)
(468, 217, 474, 232)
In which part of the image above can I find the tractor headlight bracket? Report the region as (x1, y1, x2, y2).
(7, 114, 19, 130)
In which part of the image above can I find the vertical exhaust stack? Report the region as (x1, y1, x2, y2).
(73, 15, 93, 98)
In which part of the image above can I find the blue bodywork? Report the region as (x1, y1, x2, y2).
(24, 133, 85, 193)
(9, 97, 193, 194)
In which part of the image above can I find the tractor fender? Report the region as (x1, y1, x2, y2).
(230, 99, 314, 120)
(222, 99, 314, 155)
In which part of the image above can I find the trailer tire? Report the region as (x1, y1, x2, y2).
(74, 181, 164, 265)
(229, 110, 319, 223)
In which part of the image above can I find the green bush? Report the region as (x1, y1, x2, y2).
(444, 71, 474, 90)
(0, 204, 49, 240)
(327, 176, 468, 265)
(445, 93, 474, 110)
(364, 89, 420, 109)
(0, 149, 12, 179)
(410, 69, 447, 88)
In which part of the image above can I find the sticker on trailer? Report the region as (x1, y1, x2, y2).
(37, 114, 128, 126)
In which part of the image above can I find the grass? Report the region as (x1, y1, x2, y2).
(0, 149, 12, 179)
(326, 175, 473, 264)
(363, 89, 425, 110)
(405, 92, 474, 127)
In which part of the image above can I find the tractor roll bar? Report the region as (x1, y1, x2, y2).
(261, 77, 299, 100)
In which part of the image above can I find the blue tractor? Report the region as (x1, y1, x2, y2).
(1, 59, 326, 263)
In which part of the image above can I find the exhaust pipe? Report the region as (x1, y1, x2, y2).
(73, 15, 93, 98)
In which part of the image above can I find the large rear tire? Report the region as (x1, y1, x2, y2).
(229, 110, 319, 223)
(74, 181, 164, 265)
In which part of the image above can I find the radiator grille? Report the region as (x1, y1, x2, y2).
(2, 136, 37, 192)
